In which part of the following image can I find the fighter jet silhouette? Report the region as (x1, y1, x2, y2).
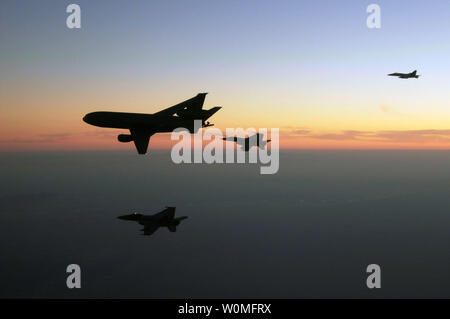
(83, 93, 221, 154)
(388, 70, 420, 79)
(222, 133, 271, 152)
(117, 207, 187, 236)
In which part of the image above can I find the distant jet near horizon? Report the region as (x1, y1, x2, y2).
(83, 93, 221, 154)
(388, 70, 420, 79)
(222, 133, 271, 152)
(117, 207, 187, 236)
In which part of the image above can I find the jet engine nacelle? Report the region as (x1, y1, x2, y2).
(118, 134, 133, 143)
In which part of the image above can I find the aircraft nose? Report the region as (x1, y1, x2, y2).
(83, 114, 90, 123)
(83, 113, 95, 124)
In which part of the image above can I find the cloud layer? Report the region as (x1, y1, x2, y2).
(283, 128, 450, 144)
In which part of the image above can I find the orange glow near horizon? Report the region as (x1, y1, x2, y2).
(2, 124, 450, 152)
(1, 89, 450, 151)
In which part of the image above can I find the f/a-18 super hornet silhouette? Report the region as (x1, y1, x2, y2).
(222, 133, 271, 152)
(117, 207, 187, 236)
(83, 93, 221, 154)
(388, 70, 420, 79)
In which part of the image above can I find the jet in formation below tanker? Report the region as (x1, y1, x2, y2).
(222, 133, 271, 152)
(83, 93, 221, 154)
(117, 207, 187, 236)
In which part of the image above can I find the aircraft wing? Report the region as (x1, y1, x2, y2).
(141, 223, 160, 236)
(130, 128, 154, 155)
(154, 93, 208, 117)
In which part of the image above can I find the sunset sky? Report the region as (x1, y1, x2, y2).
(1, 0, 450, 151)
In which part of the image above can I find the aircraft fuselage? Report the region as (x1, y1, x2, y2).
(388, 71, 420, 79)
(83, 111, 202, 133)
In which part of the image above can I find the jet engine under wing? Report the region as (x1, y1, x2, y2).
(130, 128, 154, 154)
(154, 93, 208, 117)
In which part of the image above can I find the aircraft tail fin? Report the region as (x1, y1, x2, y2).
(205, 106, 221, 119)
(201, 107, 222, 127)
(168, 216, 187, 232)
(165, 206, 176, 220)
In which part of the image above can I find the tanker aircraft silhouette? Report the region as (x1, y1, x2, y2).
(83, 93, 221, 154)
(388, 70, 420, 79)
(222, 133, 271, 152)
(117, 207, 187, 236)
